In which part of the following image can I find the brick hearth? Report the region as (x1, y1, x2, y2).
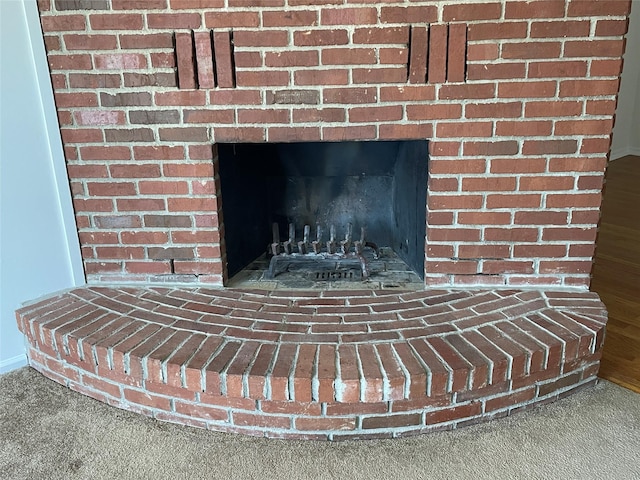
(17, 287, 605, 439)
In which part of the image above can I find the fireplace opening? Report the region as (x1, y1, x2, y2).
(218, 140, 429, 288)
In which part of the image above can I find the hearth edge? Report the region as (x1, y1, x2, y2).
(16, 285, 606, 440)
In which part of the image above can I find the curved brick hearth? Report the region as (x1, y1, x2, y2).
(17, 287, 606, 440)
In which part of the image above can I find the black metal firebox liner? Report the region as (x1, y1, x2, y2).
(218, 140, 429, 280)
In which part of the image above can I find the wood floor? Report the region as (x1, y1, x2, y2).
(591, 155, 640, 393)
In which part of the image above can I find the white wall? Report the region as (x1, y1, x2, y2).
(611, 0, 640, 159)
(0, 0, 84, 373)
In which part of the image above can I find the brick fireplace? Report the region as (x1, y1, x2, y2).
(17, 0, 629, 439)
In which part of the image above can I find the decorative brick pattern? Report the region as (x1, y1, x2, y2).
(17, 287, 606, 439)
(37, 1, 630, 288)
(175, 30, 239, 90)
(176, 23, 468, 89)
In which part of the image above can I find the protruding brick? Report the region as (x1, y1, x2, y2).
(408, 26, 427, 84)
(428, 24, 448, 84)
(175, 32, 196, 90)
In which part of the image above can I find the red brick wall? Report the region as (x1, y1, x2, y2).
(38, 0, 630, 288)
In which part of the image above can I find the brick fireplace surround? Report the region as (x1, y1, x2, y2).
(17, 0, 629, 439)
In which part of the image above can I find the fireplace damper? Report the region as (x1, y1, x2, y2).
(218, 140, 428, 287)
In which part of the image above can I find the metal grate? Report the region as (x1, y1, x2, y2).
(311, 269, 362, 281)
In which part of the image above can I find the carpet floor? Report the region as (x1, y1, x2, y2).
(1, 367, 639, 480)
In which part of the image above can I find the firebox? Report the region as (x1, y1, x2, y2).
(218, 140, 428, 287)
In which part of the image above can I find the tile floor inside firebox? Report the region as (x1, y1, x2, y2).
(227, 247, 424, 290)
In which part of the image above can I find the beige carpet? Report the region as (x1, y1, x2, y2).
(1, 367, 639, 480)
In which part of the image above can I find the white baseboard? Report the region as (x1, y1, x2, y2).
(610, 146, 640, 160)
(0, 354, 27, 374)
